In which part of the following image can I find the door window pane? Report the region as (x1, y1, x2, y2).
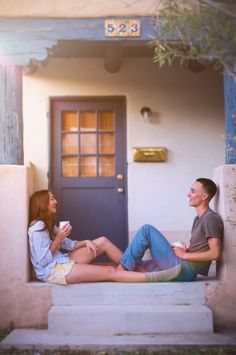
(62, 157, 78, 177)
(80, 111, 96, 132)
(99, 156, 115, 177)
(80, 134, 97, 154)
(98, 111, 114, 131)
(99, 133, 114, 154)
(62, 111, 78, 132)
(60, 109, 116, 178)
(62, 134, 78, 155)
(80, 156, 97, 177)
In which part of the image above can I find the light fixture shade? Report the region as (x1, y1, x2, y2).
(140, 106, 152, 121)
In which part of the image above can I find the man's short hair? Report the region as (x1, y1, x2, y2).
(196, 178, 217, 201)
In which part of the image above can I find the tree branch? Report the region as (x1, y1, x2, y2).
(200, 0, 236, 18)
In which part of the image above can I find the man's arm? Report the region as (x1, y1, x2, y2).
(174, 237, 221, 261)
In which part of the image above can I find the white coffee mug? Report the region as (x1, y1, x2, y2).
(172, 241, 186, 248)
(59, 221, 70, 229)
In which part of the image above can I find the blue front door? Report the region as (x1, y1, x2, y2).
(50, 96, 128, 252)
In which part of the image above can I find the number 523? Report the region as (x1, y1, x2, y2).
(105, 20, 141, 37)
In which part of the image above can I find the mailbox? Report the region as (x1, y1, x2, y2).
(132, 147, 167, 162)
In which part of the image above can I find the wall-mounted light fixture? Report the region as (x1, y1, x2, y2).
(140, 106, 152, 122)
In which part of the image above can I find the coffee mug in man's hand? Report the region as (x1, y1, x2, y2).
(172, 241, 186, 249)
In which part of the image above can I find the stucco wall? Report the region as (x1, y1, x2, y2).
(23, 57, 225, 238)
(0, 164, 51, 328)
(206, 165, 236, 327)
(0, 0, 159, 18)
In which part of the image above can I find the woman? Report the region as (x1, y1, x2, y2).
(28, 190, 181, 285)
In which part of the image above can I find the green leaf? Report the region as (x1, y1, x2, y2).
(150, 0, 236, 79)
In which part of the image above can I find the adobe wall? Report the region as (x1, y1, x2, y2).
(206, 164, 236, 327)
(0, 164, 51, 328)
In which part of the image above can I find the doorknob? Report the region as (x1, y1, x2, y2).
(117, 174, 124, 180)
(117, 187, 124, 193)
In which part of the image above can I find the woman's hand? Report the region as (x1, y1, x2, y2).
(50, 224, 71, 255)
(85, 240, 97, 257)
(58, 224, 71, 240)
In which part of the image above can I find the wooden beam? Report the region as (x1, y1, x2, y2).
(0, 65, 23, 164)
(224, 72, 236, 164)
(104, 46, 122, 73)
(0, 17, 156, 66)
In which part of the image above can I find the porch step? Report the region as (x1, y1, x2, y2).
(51, 281, 206, 305)
(48, 304, 213, 335)
(48, 281, 214, 335)
(2, 328, 236, 350)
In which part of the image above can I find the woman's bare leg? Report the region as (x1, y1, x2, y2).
(93, 236, 123, 264)
(65, 263, 147, 284)
(70, 246, 98, 264)
(70, 236, 123, 265)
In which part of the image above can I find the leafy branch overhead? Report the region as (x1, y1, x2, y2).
(151, 0, 236, 78)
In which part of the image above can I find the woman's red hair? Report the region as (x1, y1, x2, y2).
(28, 190, 55, 238)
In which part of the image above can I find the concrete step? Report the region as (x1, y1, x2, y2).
(2, 328, 236, 349)
(51, 281, 208, 306)
(0, 329, 236, 354)
(48, 304, 213, 335)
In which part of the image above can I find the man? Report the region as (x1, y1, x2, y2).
(118, 178, 223, 281)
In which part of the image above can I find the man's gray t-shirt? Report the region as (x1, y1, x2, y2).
(188, 208, 223, 276)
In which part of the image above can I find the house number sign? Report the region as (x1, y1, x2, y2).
(105, 19, 141, 37)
